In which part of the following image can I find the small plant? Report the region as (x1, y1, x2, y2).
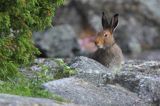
(34, 63, 54, 83)
(54, 59, 76, 79)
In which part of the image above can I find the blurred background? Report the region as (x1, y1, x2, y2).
(33, 0, 160, 60)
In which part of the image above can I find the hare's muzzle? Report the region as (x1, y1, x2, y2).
(95, 41, 104, 49)
(94, 36, 105, 49)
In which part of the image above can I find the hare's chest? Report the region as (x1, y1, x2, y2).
(93, 50, 114, 67)
(102, 50, 115, 66)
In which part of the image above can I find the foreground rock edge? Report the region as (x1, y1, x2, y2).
(0, 94, 82, 106)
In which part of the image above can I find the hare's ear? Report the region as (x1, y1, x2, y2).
(110, 13, 119, 31)
(102, 12, 109, 29)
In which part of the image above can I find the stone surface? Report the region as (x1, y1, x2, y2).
(135, 50, 160, 61)
(43, 56, 160, 105)
(43, 77, 146, 106)
(33, 24, 80, 58)
(20, 58, 59, 78)
(69, 56, 110, 85)
(116, 60, 160, 104)
(0, 94, 80, 106)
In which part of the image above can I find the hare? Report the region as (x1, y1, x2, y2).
(92, 12, 124, 69)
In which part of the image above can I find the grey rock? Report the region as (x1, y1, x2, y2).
(135, 50, 160, 61)
(53, 6, 82, 34)
(40, 56, 160, 105)
(117, 60, 160, 104)
(68, 56, 160, 105)
(20, 58, 60, 78)
(89, 15, 101, 32)
(43, 77, 146, 106)
(20, 56, 160, 105)
(69, 56, 111, 85)
(139, 0, 160, 24)
(0, 94, 80, 106)
(33, 25, 80, 58)
(116, 17, 158, 54)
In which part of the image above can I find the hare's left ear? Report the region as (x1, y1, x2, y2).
(110, 13, 119, 31)
(102, 12, 109, 29)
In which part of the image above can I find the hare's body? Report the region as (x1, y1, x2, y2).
(92, 12, 124, 68)
(93, 43, 124, 68)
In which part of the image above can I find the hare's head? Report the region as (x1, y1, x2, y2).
(95, 12, 119, 49)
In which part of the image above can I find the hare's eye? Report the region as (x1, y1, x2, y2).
(104, 34, 108, 37)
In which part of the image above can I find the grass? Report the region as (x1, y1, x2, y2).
(0, 59, 75, 102)
(0, 74, 66, 102)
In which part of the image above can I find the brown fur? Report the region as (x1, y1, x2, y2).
(92, 43, 124, 68)
(92, 12, 124, 68)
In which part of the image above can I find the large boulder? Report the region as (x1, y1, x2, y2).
(43, 77, 146, 106)
(69, 56, 110, 85)
(43, 56, 160, 105)
(33, 24, 80, 58)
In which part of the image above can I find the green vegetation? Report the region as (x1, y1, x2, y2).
(54, 59, 76, 79)
(0, 59, 75, 102)
(0, 0, 64, 80)
(0, 74, 66, 102)
(0, 0, 71, 101)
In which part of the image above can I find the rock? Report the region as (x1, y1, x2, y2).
(117, 60, 160, 104)
(139, 0, 160, 24)
(69, 56, 110, 85)
(20, 56, 160, 105)
(0, 94, 80, 106)
(43, 77, 146, 106)
(135, 50, 160, 61)
(88, 15, 101, 32)
(116, 16, 158, 54)
(67, 56, 160, 105)
(33, 25, 80, 58)
(20, 58, 59, 78)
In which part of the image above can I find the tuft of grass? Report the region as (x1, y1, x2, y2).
(0, 75, 66, 102)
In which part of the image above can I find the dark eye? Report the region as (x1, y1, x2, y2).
(104, 34, 108, 37)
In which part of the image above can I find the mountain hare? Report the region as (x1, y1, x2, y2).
(92, 12, 124, 69)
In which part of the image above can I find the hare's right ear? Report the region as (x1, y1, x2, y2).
(102, 12, 109, 29)
(110, 13, 119, 31)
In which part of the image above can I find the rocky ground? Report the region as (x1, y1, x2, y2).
(1, 56, 160, 106)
